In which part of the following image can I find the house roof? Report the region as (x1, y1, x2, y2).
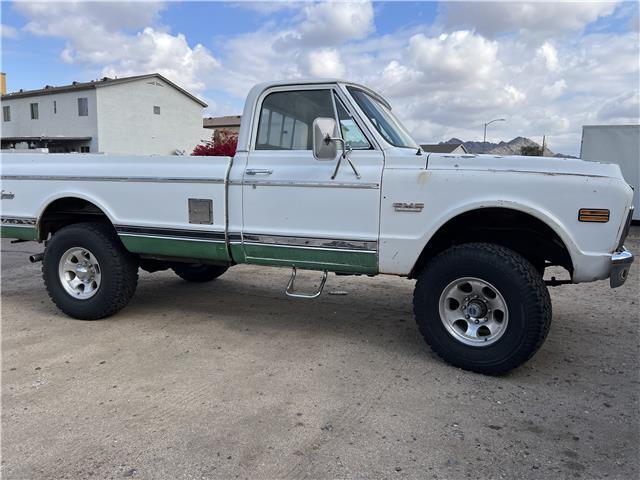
(203, 115, 242, 129)
(1, 73, 207, 107)
(420, 143, 469, 154)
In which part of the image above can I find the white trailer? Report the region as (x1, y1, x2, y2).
(581, 125, 639, 221)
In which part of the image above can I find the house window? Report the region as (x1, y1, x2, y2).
(30, 103, 39, 120)
(2, 105, 10, 122)
(53, 100, 57, 114)
(153, 105, 161, 115)
(77, 97, 88, 116)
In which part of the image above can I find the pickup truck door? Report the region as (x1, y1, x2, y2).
(240, 85, 383, 274)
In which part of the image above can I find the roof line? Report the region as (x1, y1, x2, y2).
(1, 73, 207, 107)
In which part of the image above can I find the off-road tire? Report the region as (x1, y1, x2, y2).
(42, 222, 138, 320)
(172, 264, 229, 283)
(413, 242, 552, 375)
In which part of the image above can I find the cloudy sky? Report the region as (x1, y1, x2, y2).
(1, 0, 638, 155)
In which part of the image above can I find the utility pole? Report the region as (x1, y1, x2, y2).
(483, 118, 506, 153)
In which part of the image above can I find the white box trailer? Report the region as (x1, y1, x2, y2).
(581, 125, 639, 221)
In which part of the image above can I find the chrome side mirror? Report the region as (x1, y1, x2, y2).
(312, 116, 361, 179)
(312, 117, 339, 161)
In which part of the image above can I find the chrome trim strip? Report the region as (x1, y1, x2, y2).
(1, 175, 225, 184)
(243, 233, 377, 251)
(118, 233, 226, 244)
(243, 242, 377, 254)
(1, 216, 37, 226)
(243, 179, 379, 189)
(115, 225, 377, 252)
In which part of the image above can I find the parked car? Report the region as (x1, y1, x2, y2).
(1, 79, 634, 374)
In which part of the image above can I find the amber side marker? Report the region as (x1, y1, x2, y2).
(578, 208, 610, 222)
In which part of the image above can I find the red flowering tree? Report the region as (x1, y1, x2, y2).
(192, 129, 238, 156)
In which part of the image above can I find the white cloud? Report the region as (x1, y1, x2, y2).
(99, 28, 220, 93)
(542, 79, 568, 99)
(443, 1, 621, 37)
(298, 0, 374, 45)
(536, 42, 560, 72)
(597, 91, 640, 121)
(15, 1, 219, 93)
(303, 49, 346, 77)
(409, 31, 500, 84)
(1, 23, 18, 39)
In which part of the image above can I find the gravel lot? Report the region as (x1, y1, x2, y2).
(2, 229, 639, 480)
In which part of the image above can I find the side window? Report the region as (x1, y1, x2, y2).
(2, 105, 10, 122)
(30, 103, 39, 120)
(256, 89, 334, 150)
(334, 94, 371, 150)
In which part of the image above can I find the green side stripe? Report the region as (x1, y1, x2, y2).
(242, 244, 378, 274)
(119, 235, 231, 262)
(1, 226, 38, 241)
(121, 234, 377, 274)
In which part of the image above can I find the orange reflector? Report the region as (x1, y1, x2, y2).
(578, 209, 609, 222)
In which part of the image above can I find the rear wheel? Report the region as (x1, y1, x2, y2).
(413, 243, 552, 375)
(42, 223, 138, 320)
(172, 263, 228, 283)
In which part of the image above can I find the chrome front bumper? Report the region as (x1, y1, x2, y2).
(610, 248, 634, 288)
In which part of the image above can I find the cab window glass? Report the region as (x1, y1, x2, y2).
(334, 94, 371, 150)
(256, 90, 334, 150)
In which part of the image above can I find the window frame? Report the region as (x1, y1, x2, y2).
(2, 105, 10, 122)
(331, 92, 372, 151)
(252, 84, 378, 152)
(30, 102, 39, 120)
(153, 105, 161, 115)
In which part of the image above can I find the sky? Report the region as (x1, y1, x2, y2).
(1, 0, 639, 155)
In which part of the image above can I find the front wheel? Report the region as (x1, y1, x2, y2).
(172, 263, 228, 283)
(413, 243, 552, 375)
(42, 223, 139, 320)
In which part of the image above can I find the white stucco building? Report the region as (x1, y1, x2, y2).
(1, 73, 209, 155)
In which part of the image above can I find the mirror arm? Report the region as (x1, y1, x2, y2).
(329, 137, 361, 180)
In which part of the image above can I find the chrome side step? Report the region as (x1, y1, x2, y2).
(285, 267, 328, 299)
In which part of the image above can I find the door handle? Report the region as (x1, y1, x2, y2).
(246, 169, 273, 176)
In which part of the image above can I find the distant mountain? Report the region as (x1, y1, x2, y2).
(442, 137, 576, 158)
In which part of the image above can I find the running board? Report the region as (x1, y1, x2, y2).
(285, 267, 328, 299)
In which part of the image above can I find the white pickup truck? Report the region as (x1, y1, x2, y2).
(1, 79, 635, 374)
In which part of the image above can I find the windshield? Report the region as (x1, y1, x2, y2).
(347, 87, 418, 149)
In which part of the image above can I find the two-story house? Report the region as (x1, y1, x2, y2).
(1, 73, 209, 155)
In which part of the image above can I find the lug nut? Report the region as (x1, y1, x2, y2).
(465, 315, 470, 319)
(474, 319, 479, 324)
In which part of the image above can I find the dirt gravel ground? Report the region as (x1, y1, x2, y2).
(1, 229, 639, 480)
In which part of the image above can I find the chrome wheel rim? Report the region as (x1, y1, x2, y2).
(438, 277, 509, 347)
(58, 247, 102, 300)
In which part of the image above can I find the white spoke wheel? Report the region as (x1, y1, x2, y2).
(439, 277, 508, 347)
(58, 247, 102, 299)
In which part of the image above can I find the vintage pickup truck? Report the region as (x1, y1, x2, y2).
(1, 79, 635, 374)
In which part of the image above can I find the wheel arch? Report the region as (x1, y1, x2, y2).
(36, 193, 118, 241)
(409, 204, 576, 278)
